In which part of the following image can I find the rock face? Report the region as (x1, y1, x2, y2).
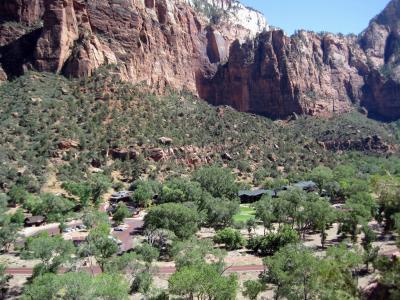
(0, 0, 262, 92)
(184, 0, 268, 36)
(359, 0, 400, 120)
(34, 0, 79, 73)
(0, 0, 44, 25)
(199, 30, 367, 118)
(0, 0, 400, 120)
(198, 0, 400, 120)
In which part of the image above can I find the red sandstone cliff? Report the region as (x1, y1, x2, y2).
(0, 0, 257, 92)
(0, 0, 400, 120)
(199, 29, 369, 118)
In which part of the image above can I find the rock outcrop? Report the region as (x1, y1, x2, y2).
(34, 0, 79, 73)
(318, 135, 393, 153)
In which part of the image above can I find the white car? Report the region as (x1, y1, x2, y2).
(108, 236, 123, 245)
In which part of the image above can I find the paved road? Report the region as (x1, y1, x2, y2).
(6, 264, 265, 276)
(111, 218, 144, 252)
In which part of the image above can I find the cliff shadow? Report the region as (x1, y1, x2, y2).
(0, 27, 42, 79)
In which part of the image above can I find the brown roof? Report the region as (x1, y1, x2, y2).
(25, 216, 45, 223)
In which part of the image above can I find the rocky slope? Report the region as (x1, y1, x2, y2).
(0, 0, 399, 120)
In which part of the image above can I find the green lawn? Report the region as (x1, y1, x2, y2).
(233, 205, 256, 223)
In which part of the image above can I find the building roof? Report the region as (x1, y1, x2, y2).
(110, 190, 132, 200)
(293, 181, 317, 189)
(239, 181, 317, 198)
(25, 215, 45, 223)
(238, 189, 275, 197)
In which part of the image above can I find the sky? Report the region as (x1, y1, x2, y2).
(240, 0, 392, 35)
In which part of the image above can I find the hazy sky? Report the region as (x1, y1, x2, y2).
(240, 0, 392, 35)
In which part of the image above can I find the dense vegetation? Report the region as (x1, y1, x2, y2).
(0, 67, 398, 195)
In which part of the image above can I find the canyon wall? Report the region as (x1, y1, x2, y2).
(0, 0, 400, 120)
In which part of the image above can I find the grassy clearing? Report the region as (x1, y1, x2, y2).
(233, 205, 256, 223)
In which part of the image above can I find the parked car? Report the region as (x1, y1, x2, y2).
(114, 224, 128, 231)
(109, 236, 123, 245)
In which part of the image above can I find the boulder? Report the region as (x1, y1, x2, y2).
(110, 147, 138, 161)
(158, 137, 173, 145)
(58, 139, 79, 150)
(149, 148, 165, 162)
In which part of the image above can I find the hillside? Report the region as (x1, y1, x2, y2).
(0, 68, 399, 193)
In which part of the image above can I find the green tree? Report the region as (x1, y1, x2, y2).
(10, 208, 25, 226)
(373, 177, 400, 230)
(193, 166, 239, 199)
(0, 217, 19, 252)
(84, 223, 119, 271)
(132, 180, 160, 208)
(203, 197, 239, 229)
(263, 178, 289, 190)
(131, 270, 153, 296)
(21, 272, 130, 300)
(112, 202, 130, 225)
(375, 256, 400, 300)
(144, 203, 199, 240)
(262, 244, 319, 300)
(309, 166, 333, 191)
(27, 193, 75, 222)
(254, 196, 275, 235)
(338, 201, 371, 242)
(361, 225, 379, 271)
(248, 226, 299, 256)
(62, 181, 92, 207)
(0, 264, 12, 299)
(21, 232, 75, 276)
(172, 238, 225, 270)
(169, 263, 238, 300)
(89, 174, 112, 205)
(93, 273, 130, 300)
(213, 227, 246, 250)
(8, 185, 28, 206)
(158, 178, 203, 204)
(279, 189, 308, 228)
(242, 280, 265, 300)
(82, 208, 109, 228)
(305, 199, 336, 247)
(135, 242, 160, 264)
(317, 244, 362, 299)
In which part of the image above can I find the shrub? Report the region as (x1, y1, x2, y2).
(213, 228, 246, 250)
